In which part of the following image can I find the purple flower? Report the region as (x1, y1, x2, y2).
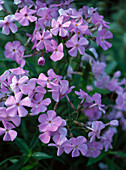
(38, 110, 62, 132)
(91, 12, 110, 30)
(0, 107, 21, 127)
(66, 34, 88, 57)
(36, 30, 52, 50)
(0, 15, 17, 35)
(46, 39, 64, 62)
(0, 0, 4, 11)
(49, 135, 67, 156)
(101, 127, 116, 151)
(4, 41, 25, 61)
(88, 121, 105, 141)
(14, 0, 34, 8)
(38, 56, 45, 66)
(10, 76, 28, 94)
(37, 7, 53, 27)
(15, 5, 37, 26)
(30, 93, 51, 115)
(92, 61, 106, 78)
(96, 29, 113, 50)
(5, 92, 31, 117)
(0, 121, 17, 141)
(64, 136, 87, 157)
(50, 16, 71, 37)
(85, 141, 103, 158)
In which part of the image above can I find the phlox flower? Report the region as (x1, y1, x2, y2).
(5, 92, 31, 117)
(36, 29, 52, 50)
(49, 135, 67, 156)
(0, 15, 17, 35)
(0, 121, 17, 141)
(30, 93, 51, 115)
(96, 29, 113, 50)
(0, 107, 21, 127)
(85, 141, 103, 158)
(38, 110, 62, 132)
(10, 75, 28, 94)
(50, 16, 71, 37)
(14, 0, 34, 7)
(0, 0, 4, 11)
(66, 34, 88, 57)
(4, 41, 25, 61)
(20, 78, 46, 98)
(15, 5, 37, 26)
(64, 136, 88, 157)
(46, 39, 64, 62)
(38, 56, 45, 66)
(88, 121, 105, 142)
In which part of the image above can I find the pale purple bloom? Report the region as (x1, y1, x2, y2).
(38, 110, 62, 132)
(109, 120, 119, 127)
(49, 135, 67, 156)
(50, 16, 71, 37)
(91, 93, 105, 113)
(46, 39, 64, 62)
(96, 29, 113, 50)
(50, 80, 74, 102)
(9, 67, 29, 76)
(5, 92, 31, 117)
(83, 103, 102, 121)
(15, 5, 37, 26)
(91, 12, 110, 30)
(36, 30, 52, 50)
(21, 78, 46, 98)
(88, 121, 105, 141)
(37, 7, 54, 27)
(64, 136, 87, 157)
(39, 131, 51, 144)
(0, 15, 17, 35)
(0, 121, 17, 141)
(4, 41, 25, 61)
(30, 93, 51, 115)
(79, 6, 97, 19)
(14, 0, 34, 7)
(86, 141, 103, 158)
(92, 61, 106, 78)
(38, 56, 45, 66)
(10, 76, 28, 94)
(66, 34, 88, 57)
(0, 107, 21, 127)
(0, 0, 4, 10)
(69, 18, 88, 35)
(101, 127, 116, 151)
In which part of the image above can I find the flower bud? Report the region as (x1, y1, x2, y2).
(38, 56, 45, 66)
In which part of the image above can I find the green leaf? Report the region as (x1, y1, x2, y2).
(87, 152, 105, 166)
(108, 151, 126, 158)
(0, 156, 20, 166)
(91, 87, 110, 95)
(15, 138, 30, 153)
(32, 152, 52, 159)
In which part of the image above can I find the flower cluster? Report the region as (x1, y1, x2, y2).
(0, 0, 120, 159)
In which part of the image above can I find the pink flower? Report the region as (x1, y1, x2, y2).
(46, 39, 64, 62)
(88, 121, 105, 142)
(5, 92, 31, 117)
(0, 15, 17, 35)
(0, 107, 21, 127)
(15, 5, 37, 26)
(30, 93, 51, 115)
(38, 56, 45, 66)
(96, 29, 113, 50)
(0, 121, 17, 141)
(49, 135, 67, 156)
(64, 136, 87, 157)
(50, 16, 71, 37)
(66, 34, 88, 57)
(38, 110, 62, 132)
(0, 0, 5, 11)
(36, 29, 52, 50)
(4, 41, 25, 61)
(10, 75, 28, 94)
